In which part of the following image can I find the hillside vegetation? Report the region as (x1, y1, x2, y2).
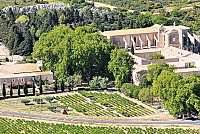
(92, 0, 200, 11)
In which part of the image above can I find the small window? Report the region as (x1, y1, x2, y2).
(172, 37, 176, 42)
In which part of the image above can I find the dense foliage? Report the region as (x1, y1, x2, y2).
(143, 62, 200, 116)
(0, 1, 200, 56)
(1, 117, 200, 134)
(33, 25, 116, 80)
(120, 83, 140, 99)
(108, 49, 133, 88)
(92, 0, 199, 12)
(152, 54, 164, 60)
(89, 76, 109, 89)
(0, 3, 173, 56)
(146, 62, 174, 85)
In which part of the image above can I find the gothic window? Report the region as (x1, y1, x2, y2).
(170, 33, 179, 44)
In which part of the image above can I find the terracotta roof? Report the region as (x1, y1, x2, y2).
(0, 63, 41, 74)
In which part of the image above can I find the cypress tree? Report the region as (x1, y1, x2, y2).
(10, 81, 13, 97)
(61, 79, 64, 92)
(32, 79, 35, 95)
(54, 78, 58, 93)
(39, 76, 43, 94)
(23, 81, 28, 96)
(131, 44, 134, 55)
(18, 81, 20, 96)
(2, 83, 6, 98)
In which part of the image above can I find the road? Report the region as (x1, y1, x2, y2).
(0, 110, 200, 125)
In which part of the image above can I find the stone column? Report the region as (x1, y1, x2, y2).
(123, 37, 128, 50)
(139, 35, 143, 49)
(154, 35, 158, 47)
(146, 34, 151, 48)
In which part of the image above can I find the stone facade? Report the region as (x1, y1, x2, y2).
(101, 24, 200, 85)
(101, 24, 200, 51)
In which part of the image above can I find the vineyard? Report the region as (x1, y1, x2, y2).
(56, 94, 119, 117)
(0, 117, 200, 134)
(56, 91, 153, 117)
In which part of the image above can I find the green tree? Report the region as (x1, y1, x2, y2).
(108, 49, 133, 88)
(165, 76, 200, 116)
(138, 88, 152, 102)
(120, 83, 141, 99)
(32, 78, 35, 95)
(18, 82, 20, 96)
(61, 79, 65, 92)
(23, 81, 28, 96)
(39, 76, 43, 94)
(33, 25, 115, 81)
(2, 83, 6, 98)
(130, 44, 134, 55)
(152, 54, 164, 60)
(15, 15, 29, 24)
(10, 81, 13, 97)
(58, 14, 66, 24)
(151, 70, 182, 99)
(146, 62, 174, 84)
(139, 74, 152, 88)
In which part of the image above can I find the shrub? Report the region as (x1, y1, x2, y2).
(89, 76, 109, 89)
(21, 99, 30, 105)
(120, 83, 141, 99)
(152, 53, 164, 60)
(45, 96, 55, 102)
(138, 88, 153, 102)
(33, 98, 43, 104)
(47, 106, 56, 111)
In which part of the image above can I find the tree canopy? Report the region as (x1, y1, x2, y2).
(147, 62, 200, 116)
(108, 49, 133, 88)
(146, 62, 174, 84)
(33, 25, 116, 81)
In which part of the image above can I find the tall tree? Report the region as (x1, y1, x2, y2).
(146, 62, 174, 84)
(18, 81, 20, 97)
(61, 79, 64, 92)
(23, 81, 28, 96)
(2, 83, 6, 98)
(108, 49, 133, 88)
(10, 81, 13, 97)
(131, 44, 134, 55)
(39, 76, 43, 94)
(32, 78, 35, 95)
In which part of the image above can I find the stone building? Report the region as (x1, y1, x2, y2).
(101, 24, 200, 85)
(0, 63, 53, 89)
(101, 24, 200, 51)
